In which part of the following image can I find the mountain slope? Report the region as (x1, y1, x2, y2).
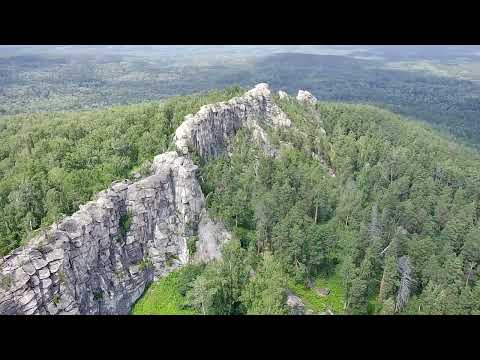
(1, 84, 480, 315)
(190, 93, 480, 314)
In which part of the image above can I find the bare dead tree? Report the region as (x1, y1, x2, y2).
(395, 256, 413, 313)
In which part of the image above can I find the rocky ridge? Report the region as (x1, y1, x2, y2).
(0, 83, 294, 315)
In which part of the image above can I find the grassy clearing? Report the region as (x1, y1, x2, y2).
(288, 271, 345, 315)
(130, 271, 197, 315)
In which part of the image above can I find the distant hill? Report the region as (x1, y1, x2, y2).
(2, 49, 480, 146)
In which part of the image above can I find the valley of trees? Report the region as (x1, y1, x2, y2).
(167, 97, 480, 315)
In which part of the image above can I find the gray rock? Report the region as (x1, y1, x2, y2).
(40, 278, 52, 289)
(22, 263, 36, 276)
(30, 275, 40, 286)
(18, 289, 35, 306)
(38, 267, 50, 280)
(315, 288, 330, 297)
(46, 249, 64, 263)
(297, 90, 318, 105)
(32, 258, 48, 270)
(173, 83, 291, 160)
(48, 260, 62, 274)
(286, 291, 305, 315)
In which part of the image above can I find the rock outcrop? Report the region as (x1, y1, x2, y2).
(278, 90, 289, 99)
(296, 90, 318, 105)
(0, 83, 294, 315)
(174, 83, 291, 160)
(0, 152, 203, 315)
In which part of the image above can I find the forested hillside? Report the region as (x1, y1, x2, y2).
(2, 84, 480, 314)
(135, 95, 480, 315)
(3, 51, 480, 147)
(0, 87, 243, 256)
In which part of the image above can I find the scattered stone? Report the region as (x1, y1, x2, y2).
(315, 288, 331, 297)
(286, 291, 305, 315)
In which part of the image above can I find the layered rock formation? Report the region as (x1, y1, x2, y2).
(174, 83, 291, 160)
(0, 83, 293, 315)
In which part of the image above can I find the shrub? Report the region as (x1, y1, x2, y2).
(119, 209, 134, 237)
(187, 235, 198, 257)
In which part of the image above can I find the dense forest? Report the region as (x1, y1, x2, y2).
(3, 52, 480, 147)
(134, 96, 480, 315)
(2, 79, 480, 314)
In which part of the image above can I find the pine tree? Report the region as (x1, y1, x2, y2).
(240, 252, 288, 315)
(379, 246, 399, 303)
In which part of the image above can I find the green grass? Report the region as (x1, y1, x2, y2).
(130, 271, 197, 315)
(367, 292, 380, 315)
(288, 271, 345, 314)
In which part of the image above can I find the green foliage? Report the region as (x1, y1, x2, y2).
(0, 274, 12, 290)
(176, 264, 205, 297)
(119, 209, 133, 238)
(186, 239, 249, 315)
(131, 271, 197, 315)
(139, 257, 153, 272)
(240, 252, 289, 315)
(93, 290, 103, 301)
(288, 271, 345, 314)
(198, 96, 480, 314)
(187, 235, 198, 257)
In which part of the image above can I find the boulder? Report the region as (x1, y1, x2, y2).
(297, 90, 318, 105)
(286, 290, 305, 315)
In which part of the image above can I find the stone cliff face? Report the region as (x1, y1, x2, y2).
(0, 152, 203, 315)
(0, 83, 293, 315)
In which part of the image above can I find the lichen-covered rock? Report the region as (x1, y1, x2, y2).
(174, 83, 291, 160)
(297, 90, 318, 105)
